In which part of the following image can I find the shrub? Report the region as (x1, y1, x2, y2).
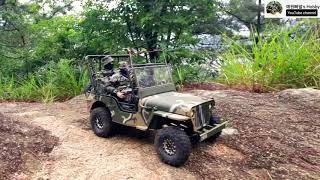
(0, 59, 89, 102)
(219, 26, 320, 91)
(172, 63, 216, 88)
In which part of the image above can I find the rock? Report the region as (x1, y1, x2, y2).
(278, 88, 320, 111)
(221, 127, 239, 136)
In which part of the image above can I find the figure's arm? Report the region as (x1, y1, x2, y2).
(104, 81, 125, 99)
(106, 86, 117, 95)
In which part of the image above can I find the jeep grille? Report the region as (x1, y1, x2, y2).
(195, 103, 210, 129)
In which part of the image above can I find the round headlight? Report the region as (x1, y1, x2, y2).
(190, 110, 195, 117)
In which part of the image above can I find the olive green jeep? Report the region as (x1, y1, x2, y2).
(85, 53, 227, 166)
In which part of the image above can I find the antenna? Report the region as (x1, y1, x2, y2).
(123, 48, 133, 67)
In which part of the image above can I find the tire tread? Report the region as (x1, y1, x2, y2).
(90, 107, 113, 137)
(155, 126, 191, 166)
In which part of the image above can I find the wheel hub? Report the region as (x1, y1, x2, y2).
(95, 117, 104, 129)
(163, 138, 176, 156)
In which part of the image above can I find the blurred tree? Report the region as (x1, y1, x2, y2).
(0, 0, 31, 75)
(219, 0, 263, 33)
(81, 0, 220, 62)
(0, 0, 78, 75)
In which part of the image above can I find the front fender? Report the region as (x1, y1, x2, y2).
(153, 111, 190, 121)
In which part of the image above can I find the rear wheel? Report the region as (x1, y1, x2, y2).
(90, 107, 113, 137)
(154, 127, 191, 166)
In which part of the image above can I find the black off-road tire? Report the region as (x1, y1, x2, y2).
(210, 114, 221, 125)
(90, 107, 113, 137)
(206, 114, 222, 142)
(155, 126, 191, 167)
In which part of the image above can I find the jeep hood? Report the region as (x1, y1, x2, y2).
(140, 91, 213, 117)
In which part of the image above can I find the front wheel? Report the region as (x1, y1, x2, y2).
(90, 107, 113, 137)
(154, 127, 191, 166)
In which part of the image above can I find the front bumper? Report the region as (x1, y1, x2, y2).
(199, 121, 228, 141)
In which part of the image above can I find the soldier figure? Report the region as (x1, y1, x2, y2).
(101, 56, 115, 77)
(101, 57, 131, 101)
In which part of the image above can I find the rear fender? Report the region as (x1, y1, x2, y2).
(86, 93, 97, 112)
(89, 101, 106, 112)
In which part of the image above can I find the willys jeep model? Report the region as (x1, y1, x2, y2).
(85, 52, 227, 166)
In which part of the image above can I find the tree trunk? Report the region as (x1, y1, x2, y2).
(145, 31, 158, 62)
(0, 0, 5, 6)
(142, 0, 158, 63)
(257, 0, 262, 36)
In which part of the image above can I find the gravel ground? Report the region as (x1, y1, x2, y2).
(190, 89, 320, 179)
(0, 113, 58, 180)
(0, 88, 319, 179)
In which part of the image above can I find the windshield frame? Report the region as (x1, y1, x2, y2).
(132, 64, 174, 90)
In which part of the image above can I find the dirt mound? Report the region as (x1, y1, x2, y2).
(181, 82, 266, 93)
(0, 113, 58, 180)
(0, 89, 319, 179)
(278, 88, 320, 112)
(190, 90, 320, 179)
(65, 94, 87, 106)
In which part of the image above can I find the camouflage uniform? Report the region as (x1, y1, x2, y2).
(101, 61, 133, 102)
(101, 70, 128, 95)
(101, 69, 114, 77)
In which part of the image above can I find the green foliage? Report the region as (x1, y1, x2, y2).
(173, 64, 216, 86)
(0, 59, 89, 103)
(219, 26, 320, 91)
(81, 0, 220, 62)
(1, 0, 320, 103)
(161, 48, 218, 86)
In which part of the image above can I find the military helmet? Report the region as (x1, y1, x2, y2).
(102, 55, 114, 65)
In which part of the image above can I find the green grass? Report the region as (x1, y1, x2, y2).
(172, 64, 216, 88)
(219, 26, 320, 91)
(0, 59, 89, 103)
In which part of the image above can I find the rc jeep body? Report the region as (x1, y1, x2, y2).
(85, 53, 227, 166)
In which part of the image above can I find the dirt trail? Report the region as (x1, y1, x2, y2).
(1, 98, 197, 179)
(0, 88, 319, 179)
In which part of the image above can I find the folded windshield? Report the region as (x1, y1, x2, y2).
(134, 65, 173, 88)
